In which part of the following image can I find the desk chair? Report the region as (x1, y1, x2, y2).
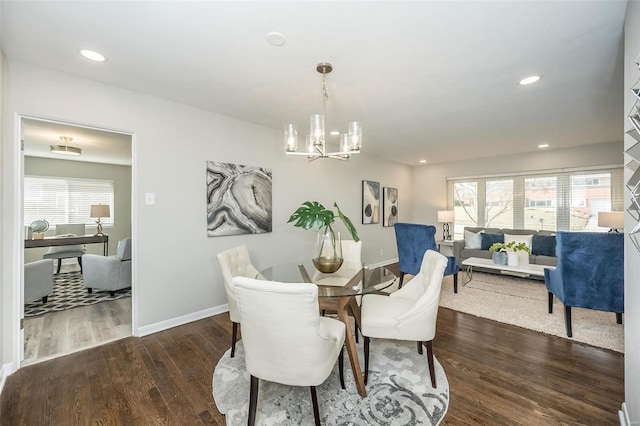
(43, 224, 86, 274)
(233, 277, 345, 426)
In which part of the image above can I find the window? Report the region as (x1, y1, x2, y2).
(24, 176, 114, 228)
(453, 182, 478, 236)
(447, 167, 623, 237)
(486, 179, 513, 228)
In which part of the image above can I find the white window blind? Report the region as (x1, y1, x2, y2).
(448, 166, 623, 238)
(24, 176, 114, 228)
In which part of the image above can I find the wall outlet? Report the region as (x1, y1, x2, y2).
(380, 249, 384, 256)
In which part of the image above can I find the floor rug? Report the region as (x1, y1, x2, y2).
(438, 272, 624, 352)
(24, 271, 131, 318)
(213, 339, 449, 425)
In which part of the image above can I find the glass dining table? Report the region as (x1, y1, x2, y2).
(257, 261, 397, 398)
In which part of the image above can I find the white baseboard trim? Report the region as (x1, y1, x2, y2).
(619, 402, 631, 426)
(136, 304, 229, 337)
(0, 362, 12, 397)
(367, 258, 398, 269)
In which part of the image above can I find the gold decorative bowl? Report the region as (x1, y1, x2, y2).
(312, 256, 344, 273)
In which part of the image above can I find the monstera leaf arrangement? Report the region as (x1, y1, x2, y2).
(288, 201, 359, 273)
(288, 201, 360, 241)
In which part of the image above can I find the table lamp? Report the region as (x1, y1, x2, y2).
(437, 210, 455, 241)
(598, 211, 624, 233)
(90, 204, 110, 236)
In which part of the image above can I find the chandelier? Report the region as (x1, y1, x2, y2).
(284, 62, 362, 161)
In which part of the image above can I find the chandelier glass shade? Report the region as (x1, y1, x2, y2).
(285, 63, 362, 161)
(50, 136, 82, 156)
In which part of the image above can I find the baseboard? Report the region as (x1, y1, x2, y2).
(136, 304, 229, 337)
(367, 258, 398, 269)
(619, 402, 632, 426)
(0, 362, 12, 397)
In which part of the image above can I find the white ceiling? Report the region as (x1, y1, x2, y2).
(1, 1, 628, 166)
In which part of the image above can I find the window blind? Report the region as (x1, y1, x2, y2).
(447, 167, 623, 238)
(24, 176, 115, 228)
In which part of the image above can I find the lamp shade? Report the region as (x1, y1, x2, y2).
(437, 210, 455, 223)
(90, 204, 111, 218)
(598, 211, 624, 230)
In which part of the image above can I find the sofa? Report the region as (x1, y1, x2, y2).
(453, 227, 557, 278)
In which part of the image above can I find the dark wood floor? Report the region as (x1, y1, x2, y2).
(1, 299, 624, 425)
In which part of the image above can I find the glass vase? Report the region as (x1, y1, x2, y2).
(313, 226, 343, 273)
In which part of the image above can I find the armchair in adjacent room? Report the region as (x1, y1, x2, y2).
(43, 224, 86, 274)
(544, 231, 624, 337)
(25, 259, 54, 304)
(82, 237, 132, 296)
(394, 222, 459, 292)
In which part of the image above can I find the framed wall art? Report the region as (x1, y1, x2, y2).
(362, 180, 380, 224)
(206, 161, 272, 237)
(383, 187, 398, 227)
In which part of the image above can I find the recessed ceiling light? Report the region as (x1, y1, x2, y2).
(419, 160, 427, 164)
(518, 75, 541, 85)
(79, 49, 106, 62)
(538, 143, 550, 148)
(266, 32, 286, 46)
(330, 131, 340, 136)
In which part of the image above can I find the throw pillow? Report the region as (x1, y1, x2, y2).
(464, 229, 485, 249)
(532, 234, 556, 257)
(503, 233, 534, 249)
(481, 233, 504, 250)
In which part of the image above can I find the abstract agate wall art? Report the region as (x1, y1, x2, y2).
(362, 180, 380, 224)
(383, 187, 398, 227)
(206, 161, 272, 236)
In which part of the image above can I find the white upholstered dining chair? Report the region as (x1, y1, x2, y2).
(233, 276, 346, 426)
(361, 249, 447, 388)
(216, 245, 260, 358)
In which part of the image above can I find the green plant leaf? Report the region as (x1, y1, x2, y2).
(287, 201, 334, 231)
(334, 202, 360, 242)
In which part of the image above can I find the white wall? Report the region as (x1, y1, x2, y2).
(0, 60, 411, 369)
(410, 141, 623, 235)
(23, 156, 132, 262)
(624, 1, 640, 421)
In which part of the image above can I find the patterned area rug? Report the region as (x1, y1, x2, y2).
(438, 272, 624, 352)
(24, 271, 131, 317)
(213, 339, 449, 425)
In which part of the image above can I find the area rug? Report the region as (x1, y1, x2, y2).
(213, 339, 449, 425)
(438, 272, 624, 353)
(24, 271, 131, 318)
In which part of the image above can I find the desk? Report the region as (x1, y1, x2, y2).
(25, 234, 109, 256)
(258, 262, 396, 398)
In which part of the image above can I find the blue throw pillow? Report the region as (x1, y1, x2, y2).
(532, 235, 556, 257)
(481, 233, 504, 250)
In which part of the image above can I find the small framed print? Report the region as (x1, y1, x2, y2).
(383, 187, 398, 227)
(362, 180, 380, 224)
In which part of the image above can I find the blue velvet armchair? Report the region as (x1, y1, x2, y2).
(394, 223, 459, 292)
(544, 231, 624, 337)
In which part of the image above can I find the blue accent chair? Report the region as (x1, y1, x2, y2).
(544, 231, 624, 337)
(394, 223, 459, 292)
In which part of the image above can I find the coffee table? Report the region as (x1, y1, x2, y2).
(257, 262, 396, 398)
(461, 257, 554, 286)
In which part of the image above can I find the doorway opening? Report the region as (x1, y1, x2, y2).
(20, 116, 134, 365)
